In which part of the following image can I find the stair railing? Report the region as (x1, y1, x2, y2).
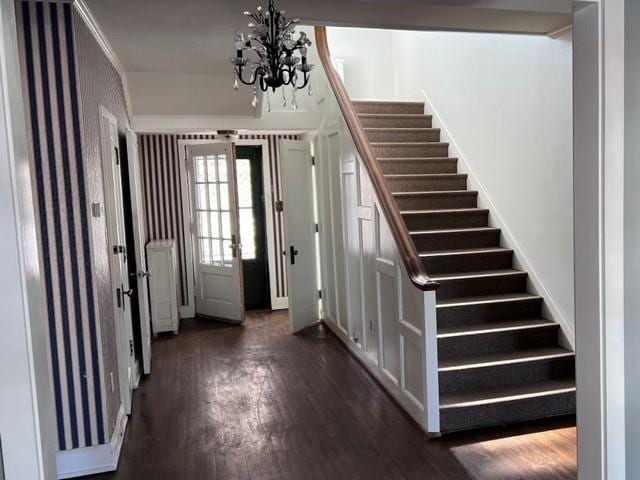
(314, 26, 439, 292)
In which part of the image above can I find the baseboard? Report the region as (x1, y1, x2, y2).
(179, 305, 195, 319)
(56, 404, 128, 479)
(421, 91, 575, 349)
(271, 297, 289, 310)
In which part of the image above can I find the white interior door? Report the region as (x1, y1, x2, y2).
(126, 129, 152, 375)
(100, 107, 134, 415)
(187, 142, 244, 322)
(280, 140, 318, 332)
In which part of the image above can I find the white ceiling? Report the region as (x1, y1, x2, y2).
(85, 0, 573, 75)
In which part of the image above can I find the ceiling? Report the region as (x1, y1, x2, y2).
(85, 0, 573, 75)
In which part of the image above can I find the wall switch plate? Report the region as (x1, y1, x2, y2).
(91, 202, 102, 218)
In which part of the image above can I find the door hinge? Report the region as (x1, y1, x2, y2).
(315, 223, 319, 233)
(129, 339, 134, 356)
(114, 146, 120, 165)
(311, 155, 316, 166)
(275, 200, 284, 213)
(318, 289, 322, 299)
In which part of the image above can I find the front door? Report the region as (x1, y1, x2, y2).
(280, 140, 318, 332)
(187, 142, 244, 322)
(236, 146, 271, 310)
(99, 107, 134, 414)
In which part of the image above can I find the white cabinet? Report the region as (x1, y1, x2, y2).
(147, 240, 179, 335)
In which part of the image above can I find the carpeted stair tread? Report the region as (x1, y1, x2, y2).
(436, 292, 541, 308)
(440, 379, 576, 409)
(372, 141, 449, 147)
(401, 207, 486, 215)
(378, 157, 458, 164)
(410, 226, 498, 236)
(438, 347, 574, 372)
(438, 318, 556, 338)
(430, 268, 525, 281)
(420, 246, 512, 257)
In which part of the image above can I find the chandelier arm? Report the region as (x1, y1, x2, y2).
(292, 71, 309, 90)
(235, 67, 258, 86)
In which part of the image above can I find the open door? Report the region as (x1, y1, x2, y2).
(99, 107, 134, 415)
(280, 140, 318, 332)
(126, 129, 152, 375)
(186, 142, 244, 322)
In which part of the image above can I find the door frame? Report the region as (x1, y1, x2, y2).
(234, 138, 284, 310)
(98, 106, 134, 415)
(178, 137, 285, 316)
(0, 0, 57, 475)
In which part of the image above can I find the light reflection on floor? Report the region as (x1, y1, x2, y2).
(450, 425, 577, 480)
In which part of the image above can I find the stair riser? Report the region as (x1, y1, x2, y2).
(411, 229, 500, 252)
(387, 175, 467, 192)
(438, 356, 575, 394)
(354, 102, 424, 114)
(380, 159, 458, 175)
(440, 392, 576, 433)
(436, 272, 527, 300)
(438, 327, 560, 361)
(402, 211, 488, 231)
(423, 250, 514, 275)
(366, 129, 440, 142)
(373, 144, 449, 158)
(394, 193, 477, 210)
(359, 115, 432, 128)
(437, 298, 542, 329)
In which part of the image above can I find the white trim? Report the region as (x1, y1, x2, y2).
(56, 404, 128, 479)
(73, 1, 133, 120)
(420, 90, 575, 349)
(132, 115, 320, 134)
(547, 23, 573, 39)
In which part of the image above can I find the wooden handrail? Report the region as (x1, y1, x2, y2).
(314, 26, 439, 292)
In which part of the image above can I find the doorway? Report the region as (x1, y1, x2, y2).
(235, 146, 271, 310)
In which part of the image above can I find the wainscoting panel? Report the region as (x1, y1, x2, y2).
(316, 95, 438, 431)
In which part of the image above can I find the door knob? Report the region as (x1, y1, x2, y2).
(122, 288, 134, 297)
(135, 270, 150, 278)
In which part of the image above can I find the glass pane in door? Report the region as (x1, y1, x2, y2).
(193, 153, 233, 266)
(236, 158, 256, 260)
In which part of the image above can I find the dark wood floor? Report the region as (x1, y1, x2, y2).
(90, 310, 576, 480)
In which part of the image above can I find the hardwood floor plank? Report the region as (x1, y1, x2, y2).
(89, 310, 576, 480)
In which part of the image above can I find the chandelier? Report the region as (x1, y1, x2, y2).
(230, 0, 314, 111)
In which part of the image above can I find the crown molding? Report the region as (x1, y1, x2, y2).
(73, 0, 133, 119)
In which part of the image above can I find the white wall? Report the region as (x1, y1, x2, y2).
(326, 28, 396, 101)
(327, 26, 575, 343)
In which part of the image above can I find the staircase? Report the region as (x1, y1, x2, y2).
(353, 100, 576, 433)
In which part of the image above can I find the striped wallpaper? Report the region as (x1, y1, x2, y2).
(139, 133, 298, 305)
(17, 1, 106, 450)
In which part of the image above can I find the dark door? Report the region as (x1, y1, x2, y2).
(235, 146, 271, 310)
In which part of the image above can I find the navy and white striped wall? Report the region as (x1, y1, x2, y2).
(138, 133, 297, 305)
(17, 0, 106, 451)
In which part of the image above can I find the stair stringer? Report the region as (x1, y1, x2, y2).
(419, 90, 575, 350)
